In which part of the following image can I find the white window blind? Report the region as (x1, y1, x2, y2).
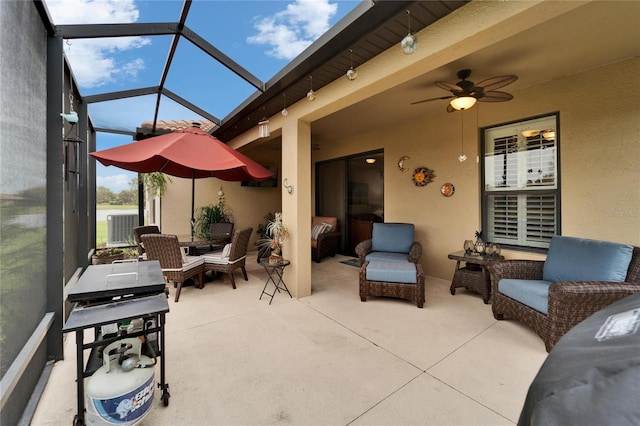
(483, 114, 559, 249)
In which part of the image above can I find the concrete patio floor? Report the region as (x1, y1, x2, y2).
(32, 254, 548, 425)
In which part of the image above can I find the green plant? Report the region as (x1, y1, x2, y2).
(257, 212, 288, 255)
(194, 203, 233, 239)
(94, 247, 124, 258)
(141, 172, 172, 198)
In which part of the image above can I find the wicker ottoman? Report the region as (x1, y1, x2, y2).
(360, 261, 425, 308)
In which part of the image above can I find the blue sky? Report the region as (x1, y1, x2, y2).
(46, 0, 359, 192)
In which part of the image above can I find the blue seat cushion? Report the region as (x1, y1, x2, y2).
(365, 252, 409, 263)
(371, 223, 414, 254)
(499, 279, 552, 315)
(366, 261, 417, 284)
(543, 236, 633, 282)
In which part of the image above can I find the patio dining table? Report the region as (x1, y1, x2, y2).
(178, 234, 231, 255)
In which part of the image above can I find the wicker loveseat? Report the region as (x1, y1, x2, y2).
(488, 236, 640, 352)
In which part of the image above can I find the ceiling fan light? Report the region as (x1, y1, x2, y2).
(449, 96, 477, 111)
(307, 89, 316, 101)
(346, 67, 358, 81)
(521, 129, 540, 137)
(542, 130, 556, 141)
(400, 34, 417, 54)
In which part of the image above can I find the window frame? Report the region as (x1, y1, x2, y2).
(480, 112, 561, 252)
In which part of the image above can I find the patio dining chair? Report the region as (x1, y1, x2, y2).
(202, 227, 253, 289)
(133, 225, 160, 259)
(141, 233, 205, 302)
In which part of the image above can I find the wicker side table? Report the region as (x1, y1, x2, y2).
(448, 250, 503, 304)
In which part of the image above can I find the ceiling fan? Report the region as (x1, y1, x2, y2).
(412, 69, 518, 112)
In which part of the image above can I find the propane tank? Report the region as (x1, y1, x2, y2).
(86, 338, 155, 425)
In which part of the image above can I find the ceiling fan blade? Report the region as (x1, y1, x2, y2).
(411, 95, 453, 105)
(478, 91, 514, 102)
(475, 75, 517, 91)
(435, 81, 463, 92)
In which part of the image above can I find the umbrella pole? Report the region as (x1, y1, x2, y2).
(190, 171, 195, 241)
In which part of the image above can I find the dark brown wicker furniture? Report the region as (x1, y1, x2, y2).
(202, 227, 253, 289)
(311, 216, 341, 263)
(488, 246, 640, 352)
(448, 250, 504, 304)
(360, 261, 425, 308)
(355, 223, 422, 266)
(208, 222, 234, 247)
(141, 233, 205, 302)
(133, 225, 160, 257)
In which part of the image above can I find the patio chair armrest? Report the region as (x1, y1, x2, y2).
(488, 260, 545, 295)
(408, 241, 422, 263)
(355, 239, 372, 265)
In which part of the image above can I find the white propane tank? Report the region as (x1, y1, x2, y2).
(86, 338, 155, 425)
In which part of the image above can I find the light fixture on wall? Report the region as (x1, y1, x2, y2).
(281, 93, 288, 116)
(458, 110, 467, 162)
(307, 75, 316, 101)
(400, 10, 417, 54)
(449, 96, 477, 111)
(365, 158, 376, 164)
(346, 49, 358, 80)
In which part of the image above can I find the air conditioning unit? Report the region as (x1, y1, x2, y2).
(107, 214, 138, 247)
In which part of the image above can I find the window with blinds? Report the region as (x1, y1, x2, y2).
(482, 113, 560, 249)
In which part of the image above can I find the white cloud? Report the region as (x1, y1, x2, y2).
(97, 173, 135, 193)
(247, 0, 338, 60)
(46, 0, 150, 88)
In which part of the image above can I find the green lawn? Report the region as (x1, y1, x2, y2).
(96, 204, 137, 248)
(97, 204, 137, 210)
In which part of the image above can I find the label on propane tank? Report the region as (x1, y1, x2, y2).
(91, 375, 155, 424)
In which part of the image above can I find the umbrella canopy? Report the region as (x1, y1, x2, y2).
(91, 124, 274, 239)
(91, 124, 273, 181)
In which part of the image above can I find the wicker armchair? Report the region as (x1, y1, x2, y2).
(355, 223, 422, 266)
(311, 216, 341, 263)
(488, 243, 640, 352)
(141, 233, 205, 302)
(203, 227, 253, 289)
(133, 225, 160, 258)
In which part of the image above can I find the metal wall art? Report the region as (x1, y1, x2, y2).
(397, 155, 410, 171)
(412, 167, 435, 187)
(440, 183, 455, 197)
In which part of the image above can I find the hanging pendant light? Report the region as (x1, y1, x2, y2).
(281, 93, 288, 116)
(258, 117, 270, 138)
(458, 110, 467, 162)
(258, 107, 270, 138)
(346, 49, 358, 80)
(307, 76, 316, 101)
(400, 10, 417, 54)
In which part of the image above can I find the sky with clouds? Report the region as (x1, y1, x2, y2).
(45, 0, 353, 193)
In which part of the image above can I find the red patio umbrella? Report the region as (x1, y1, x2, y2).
(91, 124, 273, 239)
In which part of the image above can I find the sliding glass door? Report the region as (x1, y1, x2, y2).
(316, 150, 384, 255)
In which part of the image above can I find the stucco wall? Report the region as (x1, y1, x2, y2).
(314, 58, 640, 280)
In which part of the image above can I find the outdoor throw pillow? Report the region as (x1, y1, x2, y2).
(222, 243, 232, 258)
(312, 224, 329, 240)
(180, 247, 189, 263)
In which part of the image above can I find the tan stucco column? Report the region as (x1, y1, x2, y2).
(281, 118, 312, 298)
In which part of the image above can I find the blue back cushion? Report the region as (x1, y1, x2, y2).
(543, 236, 633, 282)
(371, 223, 414, 254)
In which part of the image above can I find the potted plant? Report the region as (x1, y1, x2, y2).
(194, 189, 233, 239)
(258, 212, 289, 265)
(92, 247, 125, 265)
